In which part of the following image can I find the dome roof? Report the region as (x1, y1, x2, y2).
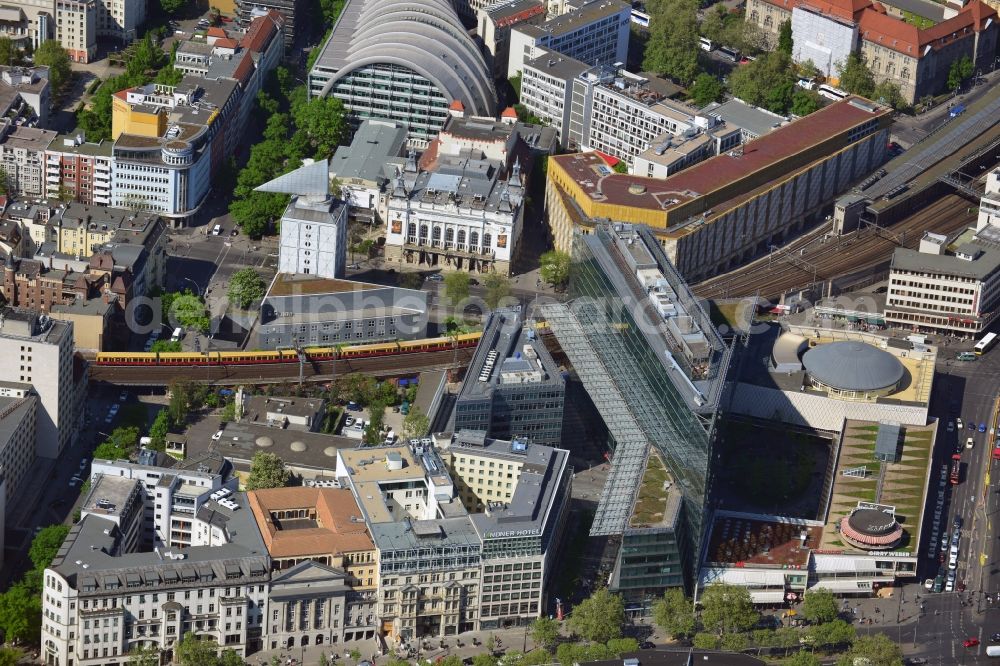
(315, 0, 495, 116)
(255, 436, 274, 448)
(290, 441, 307, 453)
(802, 341, 904, 391)
(324, 446, 338, 457)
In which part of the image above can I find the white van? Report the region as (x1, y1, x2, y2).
(212, 224, 222, 235)
(171, 327, 184, 342)
(967, 437, 975, 449)
(987, 645, 1000, 656)
(699, 37, 713, 52)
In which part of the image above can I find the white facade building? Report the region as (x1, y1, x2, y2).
(383, 124, 526, 276)
(978, 168, 1000, 230)
(791, 5, 858, 77)
(507, 0, 631, 78)
(0, 308, 79, 459)
(0, 123, 55, 196)
(885, 227, 1000, 336)
(95, 0, 144, 42)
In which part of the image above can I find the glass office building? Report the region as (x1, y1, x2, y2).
(540, 223, 731, 592)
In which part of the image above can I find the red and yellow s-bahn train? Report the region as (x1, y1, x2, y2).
(92, 332, 483, 366)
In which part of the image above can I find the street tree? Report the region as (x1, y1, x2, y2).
(605, 638, 639, 655)
(0, 37, 16, 66)
(0, 583, 41, 644)
(778, 19, 793, 55)
(689, 73, 725, 106)
(837, 53, 876, 97)
(801, 589, 838, 624)
(35, 40, 71, 93)
(175, 632, 221, 666)
(873, 80, 905, 109)
(292, 96, 348, 159)
(643, 0, 700, 84)
(539, 250, 571, 289)
(219, 650, 245, 666)
(483, 273, 512, 310)
(700, 4, 729, 44)
(245, 452, 291, 490)
(29, 525, 71, 571)
(167, 292, 210, 333)
(699, 583, 758, 634)
(168, 378, 196, 424)
(148, 409, 174, 451)
(0, 649, 22, 666)
(836, 633, 902, 666)
(228, 267, 267, 310)
(363, 402, 387, 445)
(94, 426, 140, 461)
(398, 272, 423, 290)
(567, 588, 625, 643)
(808, 618, 855, 649)
(692, 632, 718, 649)
(531, 616, 560, 651)
(728, 51, 796, 114)
(947, 55, 974, 91)
(444, 271, 471, 304)
(160, 0, 185, 13)
(402, 405, 431, 439)
(785, 652, 821, 666)
(150, 340, 182, 353)
(128, 644, 161, 666)
(720, 632, 748, 652)
(652, 587, 697, 639)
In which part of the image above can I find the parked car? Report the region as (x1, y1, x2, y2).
(212, 430, 224, 441)
(968, 420, 976, 430)
(963, 638, 980, 648)
(991, 633, 1000, 642)
(957, 418, 964, 429)
(980, 422, 988, 432)
(425, 274, 444, 282)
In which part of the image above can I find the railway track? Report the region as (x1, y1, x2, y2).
(88, 347, 475, 385)
(693, 194, 978, 300)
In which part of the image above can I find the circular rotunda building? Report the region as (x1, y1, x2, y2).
(801, 341, 905, 401)
(838, 507, 905, 550)
(308, 0, 496, 142)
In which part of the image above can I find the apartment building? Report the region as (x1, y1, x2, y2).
(507, 0, 630, 78)
(0, 122, 56, 196)
(453, 309, 565, 447)
(329, 119, 408, 225)
(0, 0, 53, 50)
(55, 0, 97, 62)
(234, 0, 297, 51)
(0, 307, 80, 459)
(41, 492, 271, 666)
(0, 66, 51, 127)
(94, 0, 144, 42)
(383, 116, 527, 276)
(44, 133, 114, 206)
(747, 0, 998, 103)
(885, 226, 1000, 336)
(90, 451, 238, 550)
(0, 383, 37, 509)
(979, 167, 1000, 229)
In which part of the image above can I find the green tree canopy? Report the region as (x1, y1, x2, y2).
(168, 293, 210, 333)
(128, 643, 161, 666)
(785, 652, 822, 666)
(692, 632, 718, 649)
(778, 19, 793, 55)
(402, 405, 430, 439)
(444, 271, 471, 304)
(699, 583, 758, 635)
(808, 618, 855, 648)
(0, 37, 16, 67)
(539, 250, 571, 289)
(150, 340, 182, 353)
(363, 402, 387, 444)
(873, 80, 905, 109)
(228, 267, 267, 310)
(246, 452, 291, 490)
(652, 587, 696, 639)
(0, 583, 41, 644)
(175, 632, 221, 666)
(567, 588, 625, 643)
(35, 40, 71, 93)
(531, 616, 560, 651)
(791, 89, 822, 116)
(292, 96, 348, 159)
(160, 0, 185, 13)
(700, 4, 729, 44)
(148, 409, 174, 452)
(801, 588, 838, 624)
(729, 50, 796, 113)
(837, 53, 876, 98)
(29, 524, 70, 571)
(643, 0, 701, 84)
(483, 273, 512, 310)
(689, 73, 725, 106)
(947, 55, 974, 91)
(94, 426, 140, 461)
(398, 272, 423, 290)
(836, 632, 902, 666)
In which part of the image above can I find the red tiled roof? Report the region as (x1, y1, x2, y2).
(232, 51, 255, 86)
(798, 0, 871, 22)
(594, 150, 620, 167)
(214, 37, 238, 49)
(858, 0, 995, 56)
(501, 106, 518, 118)
(240, 11, 279, 53)
(206, 27, 227, 38)
(551, 96, 891, 216)
(449, 99, 465, 111)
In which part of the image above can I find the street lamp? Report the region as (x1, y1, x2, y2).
(182, 277, 202, 298)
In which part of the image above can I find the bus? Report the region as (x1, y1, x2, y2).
(950, 453, 962, 484)
(817, 84, 849, 101)
(717, 46, 739, 62)
(974, 332, 997, 355)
